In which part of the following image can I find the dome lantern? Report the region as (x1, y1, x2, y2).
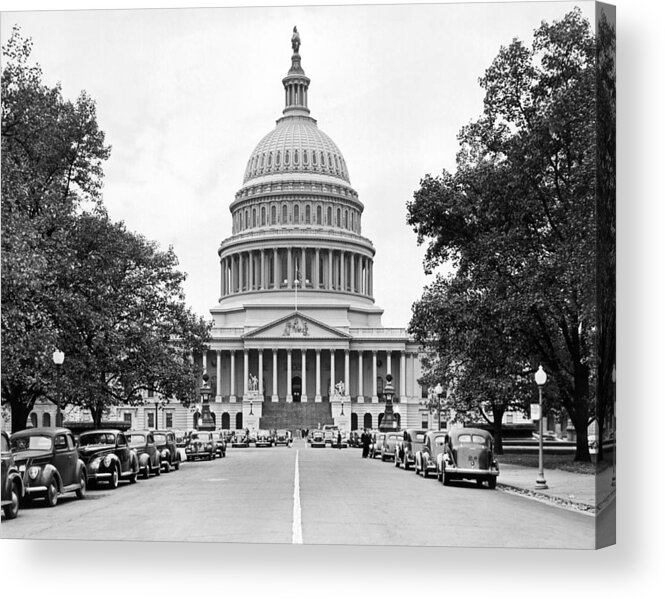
(282, 26, 311, 117)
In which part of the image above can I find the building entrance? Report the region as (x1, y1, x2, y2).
(292, 376, 302, 402)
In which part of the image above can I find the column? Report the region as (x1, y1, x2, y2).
(248, 250, 254, 290)
(287, 247, 293, 288)
(327, 249, 333, 289)
(358, 351, 364, 402)
(230, 350, 236, 401)
(301, 349, 308, 402)
(258, 349, 264, 396)
(231, 255, 237, 293)
(330, 349, 336, 395)
(273, 248, 278, 289)
(344, 350, 350, 397)
(369, 261, 373, 296)
(242, 349, 249, 399)
(286, 350, 293, 402)
(216, 350, 222, 400)
(315, 248, 320, 289)
(301, 247, 306, 281)
(315, 349, 322, 401)
(372, 351, 378, 402)
(341, 251, 346, 291)
(220, 260, 225, 297)
(400, 351, 406, 400)
(350, 253, 355, 293)
(239, 253, 244, 291)
(202, 348, 208, 373)
(260, 249, 266, 289)
(272, 349, 279, 401)
(386, 351, 392, 376)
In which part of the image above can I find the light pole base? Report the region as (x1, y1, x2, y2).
(535, 479, 548, 490)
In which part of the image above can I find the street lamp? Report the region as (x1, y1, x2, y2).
(612, 363, 616, 488)
(284, 274, 310, 312)
(249, 400, 254, 415)
(434, 383, 444, 431)
(52, 349, 65, 427)
(340, 398, 345, 416)
(534, 365, 548, 490)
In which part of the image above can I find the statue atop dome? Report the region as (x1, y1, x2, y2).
(291, 26, 300, 54)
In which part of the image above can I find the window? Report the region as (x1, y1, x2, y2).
(363, 413, 373, 429)
(316, 205, 322, 224)
(267, 152, 272, 167)
(147, 388, 154, 398)
(123, 412, 132, 426)
(422, 414, 429, 428)
(29, 413, 37, 428)
(261, 206, 266, 226)
(165, 411, 173, 429)
(252, 208, 257, 227)
(327, 206, 332, 225)
(313, 152, 317, 166)
(303, 150, 308, 165)
(344, 210, 348, 229)
(116, 434, 127, 447)
(294, 150, 299, 165)
(271, 205, 277, 224)
(54, 435, 68, 452)
(294, 204, 299, 223)
(245, 209, 249, 228)
(42, 413, 51, 427)
(336, 208, 341, 227)
(276, 151, 281, 166)
(285, 150, 290, 165)
(147, 412, 155, 428)
(282, 204, 288, 223)
(305, 205, 311, 224)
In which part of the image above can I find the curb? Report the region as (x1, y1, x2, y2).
(496, 482, 615, 516)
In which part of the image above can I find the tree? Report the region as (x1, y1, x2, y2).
(407, 9, 614, 462)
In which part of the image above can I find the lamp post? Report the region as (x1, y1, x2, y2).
(340, 398, 345, 416)
(198, 372, 215, 431)
(534, 365, 548, 490)
(285, 273, 310, 312)
(612, 363, 616, 488)
(52, 349, 65, 427)
(434, 383, 444, 431)
(249, 400, 254, 415)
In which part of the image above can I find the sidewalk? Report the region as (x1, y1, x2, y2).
(496, 462, 615, 514)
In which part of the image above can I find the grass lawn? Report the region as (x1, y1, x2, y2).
(498, 450, 614, 475)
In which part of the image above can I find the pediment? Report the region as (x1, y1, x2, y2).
(243, 312, 351, 340)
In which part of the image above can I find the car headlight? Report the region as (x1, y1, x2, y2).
(103, 455, 113, 467)
(161, 449, 168, 458)
(28, 466, 41, 480)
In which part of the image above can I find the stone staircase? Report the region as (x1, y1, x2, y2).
(260, 401, 333, 431)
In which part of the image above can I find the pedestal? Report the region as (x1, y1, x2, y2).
(286, 395, 293, 403)
(271, 395, 279, 402)
(314, 395, 322, 402)
(372, 395, 379, 403)
(229, 395, 236, 403)
(357, 395, 365, 403)
(301, 395, 308, 402)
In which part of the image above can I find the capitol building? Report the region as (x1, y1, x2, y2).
(24, 30, 432, 434)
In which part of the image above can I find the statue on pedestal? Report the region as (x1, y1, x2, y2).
(291, 26, 301, 54)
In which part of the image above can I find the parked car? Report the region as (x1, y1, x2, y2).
(126, 430, 162, 479)
(322, 424, 339, 446)
(210, 431, 227, 458)
(310, 430, 326, 448)
(231, 430, 250, 448)
(274, 430, 292, 446)
(10, 427, 87, 506)
(440, 428, 499, 488)
(369, 432, 385, 459)
(255, 429, 274, 447)
(349, 430, 362, 448)
(380, 432, 400, 462)
(78, 429, 140, 488)
(2, 430, 25, 518)
(152, 430, 181, 472)
(394, 429, 428, 470)
(415, 430, 448, 478)
(186, 431, 216, 461)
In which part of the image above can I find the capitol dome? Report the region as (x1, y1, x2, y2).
(243, 116, 350, 184)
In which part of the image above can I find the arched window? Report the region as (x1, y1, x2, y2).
(363, 413, 373, 430)
(327, 206, 332, 225)
(29, 413, 37, 428)
(336, 208, 341, 227)
(305, 205, 311, 224)
(282, 204, 288, 223)
(43, 413, 51, 427)
(235, 412, 243, 429)
(245, 209, 249, 228)
(344, 210, 348, 229)
(276, 151, 281, 166)
(271, 205, 277, 224)
(294, 204, 300, 223)
(351, 413, 358, 430)
(316, 205, 322, 224)
(252, 208, 257, 227)
(56, 412, 64, 427)
(260, 154, 265, 169)
(303, 150, 309, 165)
(394, 413, 401, 428)
(239, 212, 244, 230)
(267, 153, 272, 167)
(261, 206, 266, 226)
(221, 412, 230, 430)
(285, 150, 290, 165)
(294, 150, 299, 165)
(313, 152, 317, 166)
(335, 155, 340, 171)
(320, 152, 325, 168)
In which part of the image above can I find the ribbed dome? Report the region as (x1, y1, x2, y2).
(242, 115, 350, 184)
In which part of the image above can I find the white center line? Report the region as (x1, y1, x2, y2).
(292, 449, 303, 544)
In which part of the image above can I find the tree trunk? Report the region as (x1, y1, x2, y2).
(10, 399, 33, 433)
(572, 405, 591, 462)
(491, 405, 505, 455)
(91, 403, 104, 428)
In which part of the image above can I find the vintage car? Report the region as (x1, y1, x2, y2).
(2, 430, 25, 518)
(10, 427, 87, 506)
(274, 430, 292, 446)
(415, 430, 448, 478)
(152, 430, 181, 472)
(255, 429, 274, 447)
(310, 430, 326, 448)
(126, 430, 162, 479)
(394, 429, 428, 470)
(369, 432, 386, 459)
(231, 430, 250, 448)
(78, 429, 140, 488)
(210, 431, 227, 458)
(186, 431, 216, 461)
(440, 428, 499, 488)
(322, 424, 339, 446)
(348, 430, 361, 448)
(380, 432, 400, 462)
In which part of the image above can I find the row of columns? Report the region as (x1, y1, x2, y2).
(221, 247, 374, 297)
(203, 348, 414, 400)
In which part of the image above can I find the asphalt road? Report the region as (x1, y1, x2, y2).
(1, 440, 596, 548)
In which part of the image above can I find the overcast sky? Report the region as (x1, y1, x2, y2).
(1, 1, 595, 327)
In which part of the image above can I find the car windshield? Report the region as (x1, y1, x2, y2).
(126, 434, 146, 447)
(193, 433, 211, 441)
(153, 434, 167, 443)
(79, 433, 115, 446)
(387, 434, 398, 441)
(433, 436, 447, 446)
(457, 434, 489, 446)
(11, 434, 53, 452)
(414, 433, 426, 442)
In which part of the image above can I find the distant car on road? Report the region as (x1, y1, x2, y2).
(10, 427, 87, 506)
(415, 430, 448, 478)
(274, 430, 292, 446)
(380, 432, 400, 462)
(78, 430, 140, 488)
(322, 424, 339, 446)
(310, 430, 326, 448)
(440, 428, 499, 489)
(210, 431, 227, 458)
(126, 430, 162, 479)
(369, 432, 385, 459)
(152, 430, 181, 472)
(394, 429, 427, 470)
(255, 429, 274, 447)
(2, 430, 25, 518)
(231, 430, 249, 448)
(186, 431, 216, 461)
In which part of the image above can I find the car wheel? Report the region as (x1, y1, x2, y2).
(154, 463, 161, 476)
(142, 465, 150, 479)
(3, 482, 20, 519)
(45, 480, 58, 507)
(163, 461, 171, 474)
(403, 456, 410, 471)
(421, 464, 428, 478)
(488, 476, 497, 490)
(75, 472, 87, 499)
(109, 467, 119, 489)
(436, 467, 442, 482)
(443, 470, 451, 486)
(394, 453, 400, 467)
(476, 478, 484, 488)
(128, 466, 138, 484)
(174, 461, 180, 471)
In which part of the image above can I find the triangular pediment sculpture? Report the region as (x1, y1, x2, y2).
(243, 312, 351, 339)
